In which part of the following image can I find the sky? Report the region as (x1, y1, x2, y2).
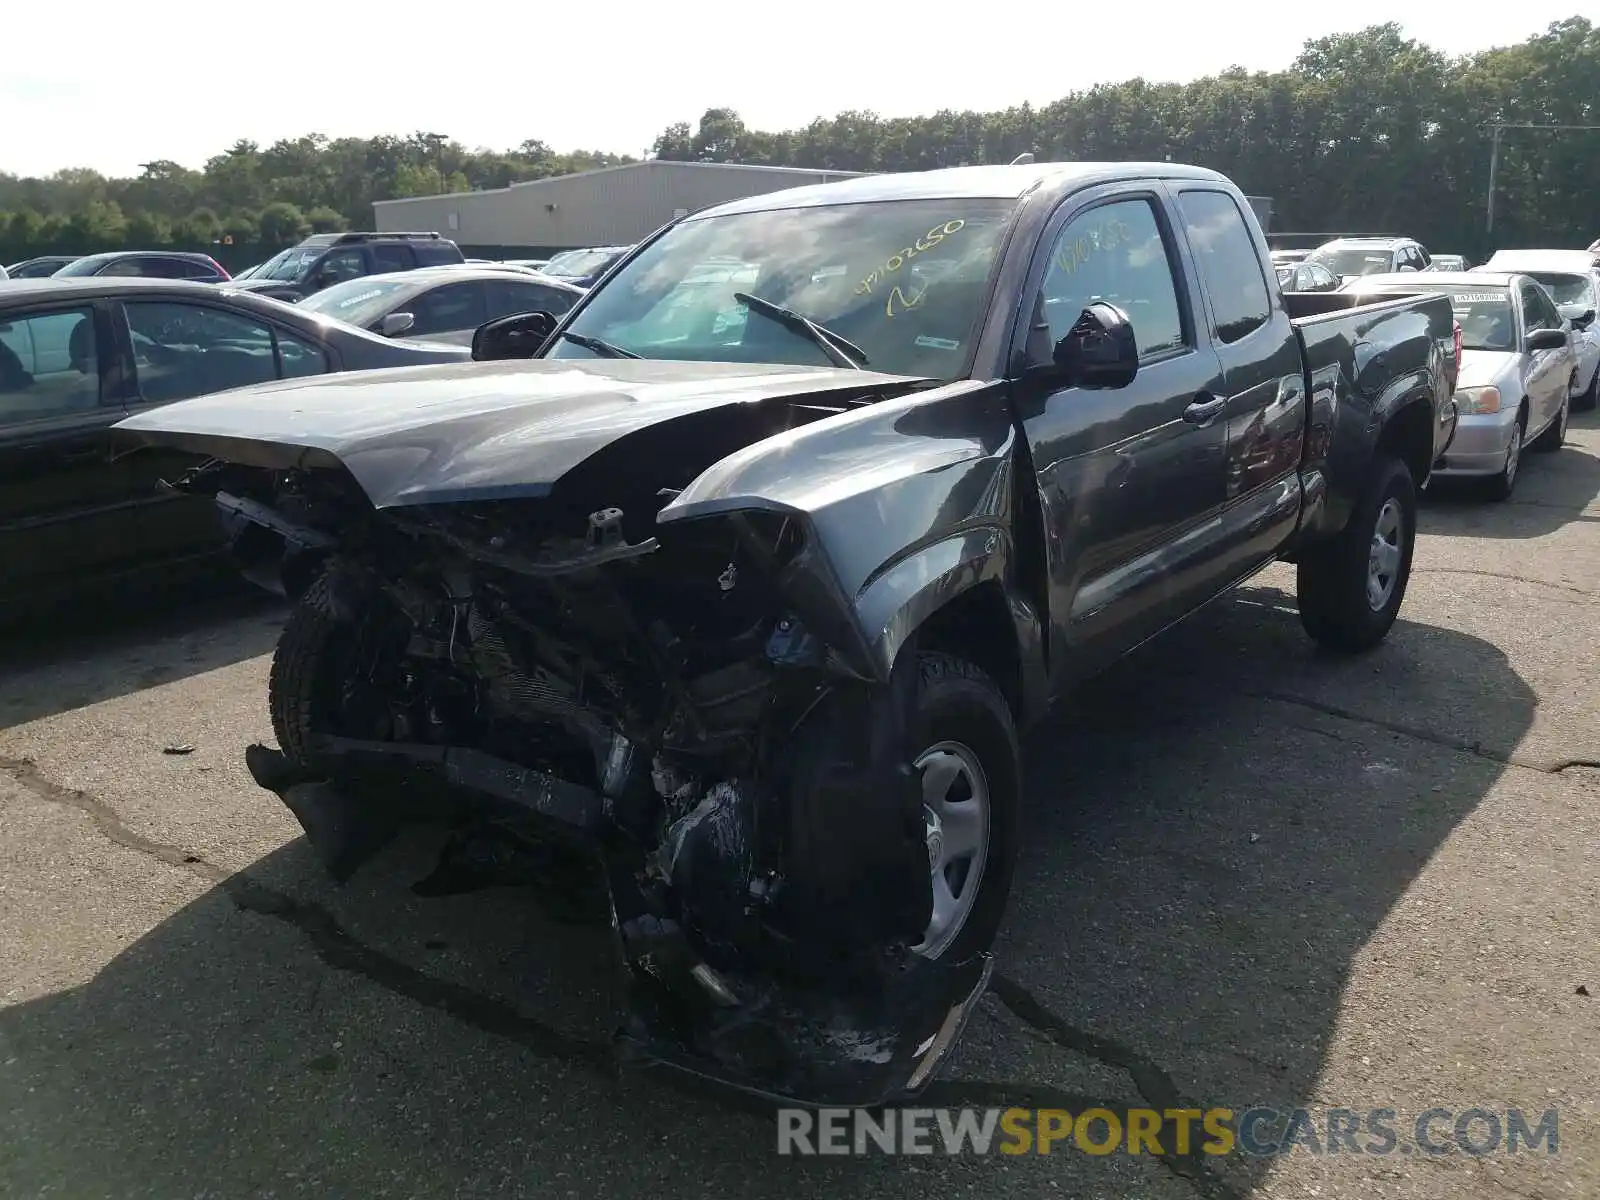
(3, 1, 1584, 179)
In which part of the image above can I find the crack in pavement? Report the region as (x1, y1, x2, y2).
(0, 753, 1241, 1197)
(1410, 567, 1596, 598)
(1243, 691, 1590, 774)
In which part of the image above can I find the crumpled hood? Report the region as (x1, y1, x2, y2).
(112, 358, 915, 508)
(1455, 349, 1520, 393)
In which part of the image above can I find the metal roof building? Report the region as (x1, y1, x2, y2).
(372, 160, 869, 256)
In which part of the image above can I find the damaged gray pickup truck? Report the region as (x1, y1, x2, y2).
(114, 162, 1459, 1106)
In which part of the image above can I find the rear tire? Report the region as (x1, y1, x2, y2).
(1574, 368, 1599, 413)
(1297, 456, 1417, 654)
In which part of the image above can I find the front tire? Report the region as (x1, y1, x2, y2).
(905, 653, 1021, 965)
(1482, 410, 1525, 501)
(1297, 456, 1417, 654)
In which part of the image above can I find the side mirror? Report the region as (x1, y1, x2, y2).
(1526, 328, 1567, 352)
(1051, 302, 1138, 389)
(1564, 307, 1595, 331)
(379, 311, 415, 337)
(472, 310, 556, 361)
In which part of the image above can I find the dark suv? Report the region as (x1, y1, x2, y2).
(229, 232, 465, 301)
(53, 251, 231, 282)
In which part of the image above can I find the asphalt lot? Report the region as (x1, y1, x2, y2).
(3, 416, 1598, 1200)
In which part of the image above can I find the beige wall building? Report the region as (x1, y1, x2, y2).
(372, 160, 868, 253)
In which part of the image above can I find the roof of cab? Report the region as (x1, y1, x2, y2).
(689, 162, 1234, 218)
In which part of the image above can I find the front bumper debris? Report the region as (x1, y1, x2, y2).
(243, 743, 989, 1106)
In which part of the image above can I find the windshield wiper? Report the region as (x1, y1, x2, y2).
(733, 292, 869, 369)
(558, 330, 640, 359)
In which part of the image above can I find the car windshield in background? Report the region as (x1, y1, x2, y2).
(1434, 286, 1517, 352)
(253, 247, 324, 281)
(1525, 272, 1594, 308)
(51, 254, 117, 277)
(1308, 247, 1395, 277)
(299, 277, 413, 327)
(547, 199, 1018, 379)
(542, 249, 619, 278)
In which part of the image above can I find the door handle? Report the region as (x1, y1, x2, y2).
(1183, 393, 1228, 425)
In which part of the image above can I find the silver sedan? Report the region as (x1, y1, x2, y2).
(1342, 272, 1577, 499)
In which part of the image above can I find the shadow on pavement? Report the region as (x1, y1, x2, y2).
(0, 585, 1534, 1199)
(0, 575, 284, 730)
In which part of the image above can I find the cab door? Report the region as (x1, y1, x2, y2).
(1168, 186, 1309, 581)
(0, 302, 137, 601)
(1007, 186, 1231, 687)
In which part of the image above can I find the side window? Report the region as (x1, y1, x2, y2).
(0, 307, 103, 424)
(317, 248, 367, 286)
(142, 258, 194, 280)
(1310, 264, 1336, 290)
(99, 258, 147, 277)
(124, 301, 278, 405)
(1294, 266, 1313, 291)
(1415, 245, 1431, 268)
(371, 243, 416, 273)
(1035, 197, 1186, 358)
(486, 280, 576, 320)
(276, 327, 330, 379)
(1519, 283, 1560, 332)
(181, 259, 222, 280)
(407, 282, 488, 336)
(1174, 190, 1272, 344)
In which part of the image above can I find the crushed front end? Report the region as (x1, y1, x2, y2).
(200, 457, 990, 1106)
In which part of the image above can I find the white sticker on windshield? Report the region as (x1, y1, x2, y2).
(811, 265, 847, 280)
(915, 336, 960, 351)
(1451, 293, 1509, 303)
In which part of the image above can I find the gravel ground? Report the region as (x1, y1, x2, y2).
(2, 414, 1598, 1199)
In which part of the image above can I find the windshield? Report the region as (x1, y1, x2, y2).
(542, 248, 621, 279)
(1525, 272, 1595, 308)
(252, 246, 324, 282)
(1308, 246, 1397, 277)
(548, 199, 1017, 379)
(1435, 287, 1517, 352)
(298, 277, 412, 327)
(53, 254, 117, 277)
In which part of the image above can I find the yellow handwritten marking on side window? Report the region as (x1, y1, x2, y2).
(856, 220, 967, 297)
(1053, 218, 1134, 276)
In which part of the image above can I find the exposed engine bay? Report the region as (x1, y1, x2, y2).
(184, 432, 990, 1105)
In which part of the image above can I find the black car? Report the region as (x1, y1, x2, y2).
(227, 231, 466, 301)
(53, 250, 232, 282)
(4, 255, 80, 279)
(296, 265, 585, 346)
(0, 277, 469, 609)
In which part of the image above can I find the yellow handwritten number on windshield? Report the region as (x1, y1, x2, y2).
(857, 220, 966, 297)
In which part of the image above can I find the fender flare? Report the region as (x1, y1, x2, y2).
(852, 527, 1049, 725)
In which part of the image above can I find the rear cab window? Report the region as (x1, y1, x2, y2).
(1173, 189, 1271, 344)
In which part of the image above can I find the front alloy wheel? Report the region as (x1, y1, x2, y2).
(911, 740, 991, 959)
(1485, 418, 1523, 501)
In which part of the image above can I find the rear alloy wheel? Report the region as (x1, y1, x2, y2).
(1532, 390, 1570, 454)
(1483, 415, 1524, 501)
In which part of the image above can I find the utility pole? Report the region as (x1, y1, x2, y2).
(421, 131, 449, 194)
(1485, 122, 1600, 237)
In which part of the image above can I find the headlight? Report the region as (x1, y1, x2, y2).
(1454, 385, 1502, 414)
